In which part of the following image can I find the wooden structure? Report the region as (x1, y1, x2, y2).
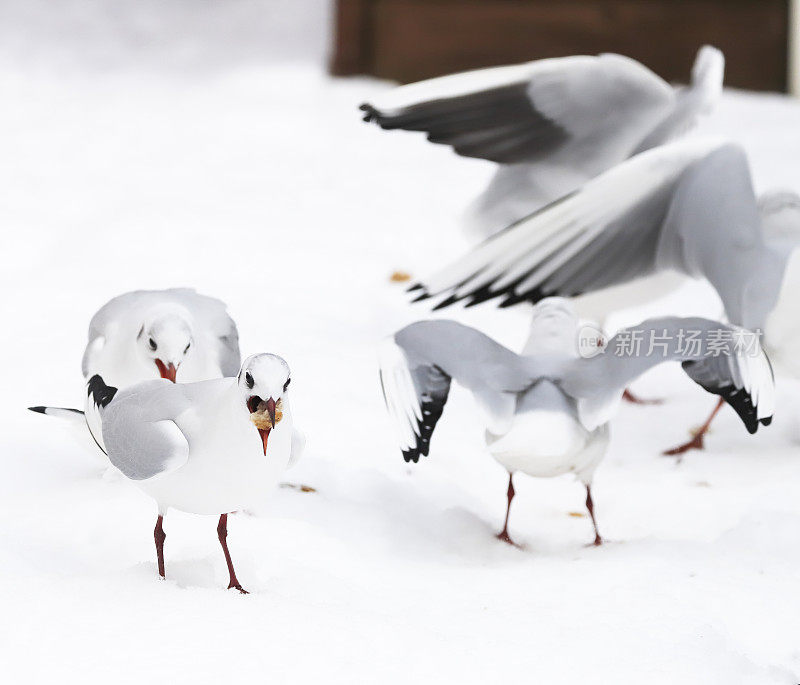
(332, 0, 790, 92)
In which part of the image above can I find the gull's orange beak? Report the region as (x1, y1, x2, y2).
(259, 399, 276, 455)
(155, 360, 178, 383)
(257, 428, 270, 455)
(248, 396, 277, 456)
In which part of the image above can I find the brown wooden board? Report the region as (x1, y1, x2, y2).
(331, 0, 789, 92)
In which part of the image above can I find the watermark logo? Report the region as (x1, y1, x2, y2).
(576, 326, 762, 360)
(578, 324, 607, 359)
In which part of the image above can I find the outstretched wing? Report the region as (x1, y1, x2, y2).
(361, 53, 673, 165)
(379, 339, 451, 463)
(561, 317, 775, 433)
(379, 320, 540, 462)
(101, 380, 192, 480)
(412, 139, 756, 312)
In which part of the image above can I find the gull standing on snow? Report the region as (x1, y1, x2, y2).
(379, 299, 774, 546)
(81, 288, 240, 386)
(87, 353, 304, 593)
(407, 138, 800, 454)
(361, 46, 723, 234)
(30, 288, 240, 454)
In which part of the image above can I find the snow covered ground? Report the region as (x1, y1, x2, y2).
(2, 18, 800, 683)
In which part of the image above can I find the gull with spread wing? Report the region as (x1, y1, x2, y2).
(379, 299, 774, 546)
(362, 46, 723, 235)
(408, 139, 800, 454)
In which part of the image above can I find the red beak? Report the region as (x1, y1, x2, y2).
(258, 428, 270, 455)
(155, 360, 178, 383)
(265, 397, 276, 427)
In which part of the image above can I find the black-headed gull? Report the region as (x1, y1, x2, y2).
(379, 299, 774, 546)
(87, 353, 304, 593)
(361, 46, 723, 235)
(408, 138, 799, 454)
(30, 288, 240, 455)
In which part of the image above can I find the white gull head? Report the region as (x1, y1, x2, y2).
(137, 305, 194, 382)
(238, 353, 292, 455)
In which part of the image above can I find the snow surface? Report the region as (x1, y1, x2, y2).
(3, 22, 800, 685)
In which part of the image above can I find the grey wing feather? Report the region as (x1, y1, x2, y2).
(82, 291, 146, 376)
(172, 289, 241, 375)
(416, 140, 759, 313)
(216, 313, 241, 377)
(379, 320, 539, 462)
(657, 145, 786, 331)
(101, 381, 191, 480)
(561, 317, 775, 433)
(362, 77, 568, 165)
(362, 54, 673, 166)
(416, 139, 718, 309)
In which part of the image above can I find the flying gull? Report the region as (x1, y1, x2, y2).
(379, 300, 774, 546)
(361, 46, 723, 235)
(86, 353, 304, 593)
(407, 138, 799, 454)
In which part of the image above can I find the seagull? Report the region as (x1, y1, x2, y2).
(407, 138, 800, 454)
(86, 353, 304, 593)
(379, 300, 774, 546)
(82, 288, 240, 386)
(30, 288, 240, 455)
(361, 46, 723, 235)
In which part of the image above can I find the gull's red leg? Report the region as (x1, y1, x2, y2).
(217, 513, 248, 594)
(622, 389, 663, 405)
(663, 397, 725, 457)
(585, 485, 602, 546)
(496, 473, 519, 547)
(154, 514, 166, 578)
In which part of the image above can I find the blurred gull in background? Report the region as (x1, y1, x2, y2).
(361, 46, 724, 236)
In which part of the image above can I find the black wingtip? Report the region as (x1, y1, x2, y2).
(87, 374, 118, 409)
(402, 450, 420, 464)
(407, 283, 423, 293)
(359, 103, 378, 123)
(761, 416, 773, 427)
(411, 292, 432, 304)
(28, 406, 47, 414)
(498, 294, 525, 309)
(432, 295, 460, 311)
(464, 289, 499, 308)
(498, 287, 553, 309)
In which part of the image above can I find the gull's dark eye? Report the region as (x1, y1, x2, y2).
(184, 342, 191, 354)
(245, 371, 254, 389)
(148, 338, 157, 351)
(283, 377, 291, 392)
